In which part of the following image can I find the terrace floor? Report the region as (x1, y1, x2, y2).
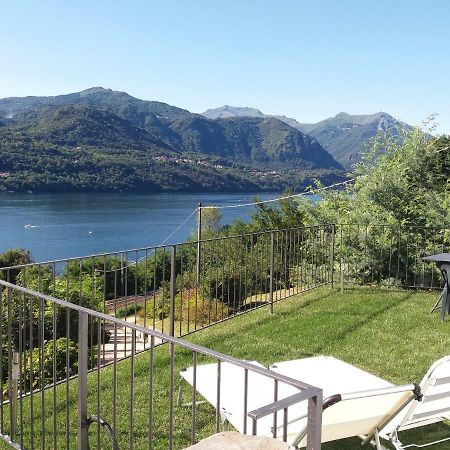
(4, 286, 450, 449)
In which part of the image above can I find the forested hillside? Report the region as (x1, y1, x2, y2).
(0, 88, 345, 192)
(203, 107, 410, 168)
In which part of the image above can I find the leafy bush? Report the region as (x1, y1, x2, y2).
(0, 248, 33, 283)
(1, 338, 79, 397)
(301, 127, 449, 227)
(177, 289, 229, 326)
(298, 127, 450, 285)
(115, 303, 142, 318)
(145, 285, 229, 326)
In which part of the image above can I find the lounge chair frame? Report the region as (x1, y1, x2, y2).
(380, 356, 450, 450)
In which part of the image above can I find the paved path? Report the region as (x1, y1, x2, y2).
(99, 285, 310, 366)
(100, 319, 162, 365)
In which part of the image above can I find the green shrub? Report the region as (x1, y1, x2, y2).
(115, 303, 142, 318)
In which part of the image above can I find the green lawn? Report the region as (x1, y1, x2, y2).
(3, 286, 450, 449)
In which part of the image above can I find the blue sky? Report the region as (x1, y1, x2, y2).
(1, 0, 449, 132)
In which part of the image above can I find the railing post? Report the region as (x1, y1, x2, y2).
(6, 286, 13, 439)
(269, 232, 275, 314)
(78, 311, 89, 450)
(340, 257, 344, 293)
(196, 203, 202, 287)
(10, 351, 19, 438)
(330, 224, 335, 289)
(169, 245, 177, 338)
(306, 390, 323, 450)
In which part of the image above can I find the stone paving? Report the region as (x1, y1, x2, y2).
(182, 432, 290, 450)
(100, 319, 162, 365)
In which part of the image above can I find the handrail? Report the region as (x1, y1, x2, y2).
(0, 279, 319, 393)
(0, 278, 323, 449)
(248, 390, 319, 421)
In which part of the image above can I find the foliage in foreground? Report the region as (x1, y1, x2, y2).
(300, 128, 450, 227)
(210, 126, 450, 286)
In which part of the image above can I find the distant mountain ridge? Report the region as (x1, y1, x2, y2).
(1, 87, 339, 169)
(202, 105, 306, 131)
(298, 111, 409, 168)
(0, 87, 345, 193)
(202, 106, 409, 168)
(0, 87, 192, 121)
(203, 105, 265, 119)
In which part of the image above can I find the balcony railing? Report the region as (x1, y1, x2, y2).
(0, 280, 322, 449)
(0, 225, 335, 349)
(0, 223, 448, 448)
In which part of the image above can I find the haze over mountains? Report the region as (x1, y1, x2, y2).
(203, 106, 408, 168)
(0, 87, 407, 192)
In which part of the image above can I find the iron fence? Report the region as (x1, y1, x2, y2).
(0, 280, 323, 450)
(0, 222, 448, 448)
(335, 224, 450, 290)
(0, 223, 448, 375)
(0, 224, 450, 370)
(0, 225, 334, 351)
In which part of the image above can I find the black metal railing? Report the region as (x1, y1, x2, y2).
(0, 225, 334, 352)
(0, 223, 448, 372)
(335, 224, 450, 290)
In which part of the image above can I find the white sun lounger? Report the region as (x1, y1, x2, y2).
(379, 355, 450, 449)
(271, 355, 450, 449)
(178, 356, 420, 449)
(269, 356, 422, 448)
(178, 361, 302, 433)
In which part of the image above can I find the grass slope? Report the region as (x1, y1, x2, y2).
(3, 287, 450, 449)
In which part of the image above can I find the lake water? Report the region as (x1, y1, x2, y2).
(0, 192, 292, 262)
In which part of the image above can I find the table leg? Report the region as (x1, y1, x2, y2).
(439, 265, 450, 321)
(430, 292, 443, 313)
(440, 284, 448, 321)
(447, 284, 450, 315)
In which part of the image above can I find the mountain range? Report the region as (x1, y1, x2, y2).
(202, 106, 408, 168)
(0, 87, 407, 192)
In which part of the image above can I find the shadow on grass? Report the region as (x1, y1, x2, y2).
(238, 300, 268, 311)
(236, 289, 336, 312)
(312, 291, 415, 355)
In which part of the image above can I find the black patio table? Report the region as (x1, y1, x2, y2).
(423, 253, 450, 321)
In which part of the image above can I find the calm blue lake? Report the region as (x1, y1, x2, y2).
(0, 192, 296, 262)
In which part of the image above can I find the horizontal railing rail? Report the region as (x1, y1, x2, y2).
(0, 280, 322, 450)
